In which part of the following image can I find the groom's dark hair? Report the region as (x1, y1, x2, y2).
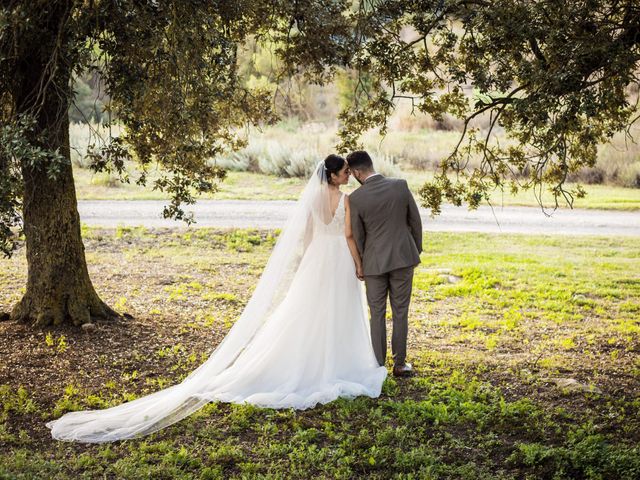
(346, 150, 374, 171)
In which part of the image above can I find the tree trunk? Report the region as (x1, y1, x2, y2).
(10, 2, 118, 327)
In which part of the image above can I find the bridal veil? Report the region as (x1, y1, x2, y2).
(47, 162, 339, 442)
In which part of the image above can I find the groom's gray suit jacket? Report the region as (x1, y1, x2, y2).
(349, 175, 422, 276)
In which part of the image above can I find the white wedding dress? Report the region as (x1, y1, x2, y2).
(47, 162, 387, 443)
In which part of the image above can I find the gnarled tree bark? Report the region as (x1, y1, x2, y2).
(9, 1, 118, 327)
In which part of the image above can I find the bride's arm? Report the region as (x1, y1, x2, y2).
(344, 195, 364, 280)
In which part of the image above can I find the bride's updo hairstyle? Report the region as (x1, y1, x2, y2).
(322, 154, 346, 184)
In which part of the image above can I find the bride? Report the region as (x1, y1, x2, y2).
(47, 155, 388, 443)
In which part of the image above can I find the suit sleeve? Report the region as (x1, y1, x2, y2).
(349, 195, 366, 255)
(403, 180, 423, 253)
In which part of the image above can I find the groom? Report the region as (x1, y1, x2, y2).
(347, 151, 422, 377)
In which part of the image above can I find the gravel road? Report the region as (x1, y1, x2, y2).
(76, 200, 640, 236)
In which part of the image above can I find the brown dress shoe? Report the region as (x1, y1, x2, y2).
(392, 363, 414, 377)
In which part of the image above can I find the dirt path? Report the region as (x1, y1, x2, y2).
(77, 199, 640, 236)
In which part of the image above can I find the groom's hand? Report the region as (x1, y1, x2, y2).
(356, 265, 365, 281)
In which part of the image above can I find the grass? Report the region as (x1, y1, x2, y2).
(482, 182, 640, 211)
(0, 229, 639, 478)
(69, 119, 640, 210)
(73, 166, 640, 211)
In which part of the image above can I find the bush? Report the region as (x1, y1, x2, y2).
(211, 127, 333, 178)
(212, 151, 253, 172)
(568, 167, 606, 185)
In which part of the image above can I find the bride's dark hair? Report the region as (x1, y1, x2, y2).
(322, 154, 346, 184)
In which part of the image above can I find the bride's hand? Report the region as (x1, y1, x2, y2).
(356, 264, 364, 281)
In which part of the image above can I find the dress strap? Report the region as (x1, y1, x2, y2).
(329, 193, 345, 222)
(337, 193, 346, 215)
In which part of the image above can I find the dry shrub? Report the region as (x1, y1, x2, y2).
(211, 124, 337, 178)
(567, 167, 606, 185)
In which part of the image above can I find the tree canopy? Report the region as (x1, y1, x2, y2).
(0, 0, 352, 325)
(3, 1, 640, 249)
(1, 1, 640, 326)
(0, 0, 351, 256)
(339, 0, 640, 213)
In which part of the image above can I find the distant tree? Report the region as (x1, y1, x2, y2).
(0, 0, 351, 326)
(338, 0, 640, 213)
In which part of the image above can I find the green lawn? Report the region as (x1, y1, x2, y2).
(74, 166, 640, 210)
(1, 229, 639, 478)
